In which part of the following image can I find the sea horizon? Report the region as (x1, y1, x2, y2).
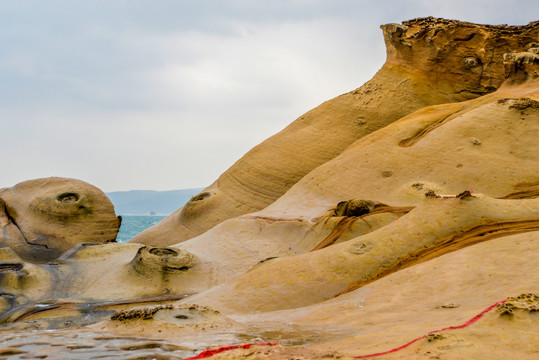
(116, 214, 167, 243)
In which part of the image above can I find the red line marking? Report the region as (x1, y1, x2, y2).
(182, 299, 505, 359)
(183, 342, 278, 360)
(353, 299, 506, 358)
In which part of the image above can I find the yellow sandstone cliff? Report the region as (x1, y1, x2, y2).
(131, 17, 539, 246)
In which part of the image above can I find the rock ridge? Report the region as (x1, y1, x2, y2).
(131, 17, 539, 246)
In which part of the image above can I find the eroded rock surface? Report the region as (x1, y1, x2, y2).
(182, 195, 539, 313)
(114, 43, 539, 298)
(0, 177, 121, 262)
(0, 18, 538, 360)
(131, 18, 539, 246)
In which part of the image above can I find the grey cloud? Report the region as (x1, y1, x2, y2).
(1, 1, 537, 191)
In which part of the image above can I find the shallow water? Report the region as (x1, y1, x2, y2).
(0, 329, 194, 359)
(116, 215, 166, 243)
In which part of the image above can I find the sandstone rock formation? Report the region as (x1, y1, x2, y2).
(0, 177, 121, 262)
(183, 195, 539, 313)
(131, 17, 539, 246)
(115, 42, 539, 297)
(0, 18, 537, 360)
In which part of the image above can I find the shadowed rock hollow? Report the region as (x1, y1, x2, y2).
(0, 18, 538, 360)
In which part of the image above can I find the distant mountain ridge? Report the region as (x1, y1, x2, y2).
(106, 188, 203, 216)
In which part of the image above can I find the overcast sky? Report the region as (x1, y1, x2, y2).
(1, 0, 537, 191)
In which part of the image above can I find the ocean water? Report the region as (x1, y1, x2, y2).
(116, 215, 166, 243)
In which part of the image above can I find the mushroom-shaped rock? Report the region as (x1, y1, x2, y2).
(0, 177, 121, 262)
(130, 246, 196, 286)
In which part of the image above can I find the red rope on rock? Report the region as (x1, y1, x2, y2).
(182, 299, 506, 360)
(353, 299, 507, 358)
